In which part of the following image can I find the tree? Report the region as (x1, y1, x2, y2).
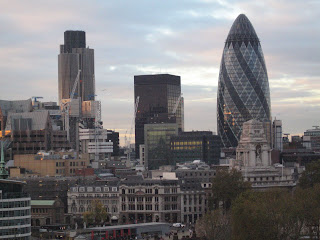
(231, 189, 304, 240)
(83, 199, 108, 226)
(196, 209, 231, 240)
(210, 168, 251, 210)
(299, 160, 320, 188)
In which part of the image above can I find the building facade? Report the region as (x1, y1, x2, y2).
(68, 182, 120, 223)
(144, 123, 179, 170)
(303, 126, 320, 152)
(0, 179, 31, 240)
(170, 131, 222, 165)
(31, 199, 65, 226)
(119, 176, 181, 224)
(12, 152, 90, 177)
(58, 30, 95, 103)
(217, 14, 271, 148)
(134, 74, 184, 158)
(273, 119, 283, 151)
(235, 119, 296, 189)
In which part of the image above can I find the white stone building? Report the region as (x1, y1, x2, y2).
(236, 119, 296, 189)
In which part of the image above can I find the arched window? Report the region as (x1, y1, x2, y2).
(79, 206, 85, 213)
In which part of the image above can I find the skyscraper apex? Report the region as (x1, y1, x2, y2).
(63, 30, 86, 53)
(217, 14, 271, 148)
(226, 14, 259, 43)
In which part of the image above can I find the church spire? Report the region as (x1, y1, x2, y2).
(0, 141, 8, 179)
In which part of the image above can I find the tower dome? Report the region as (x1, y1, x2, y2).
(217, 14, 271, 147)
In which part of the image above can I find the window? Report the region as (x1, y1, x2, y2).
(129, 205, 135, 210)
(146, 205, 152, 210)
(172, 204, 178, 210)
(172, 188, 177, 193)
(137, 205, 144, 210)
(128, 189, 135, 194)
(146, 197, 152, 202)
(128, 197, 135, 202)
(155, 205, 159, 211)
(164, 188, 170, 194)
(155, 197, 159, 202)
(122, 205, 126, 211)
(165, 197, 170, 202)
(155, 189, 159, 194)
(165, 205, 171, 210)
(137, 197, 143, 202)
(122, 189, 125, 194)
(146, 189, 152, 194)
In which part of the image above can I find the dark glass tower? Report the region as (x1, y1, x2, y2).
(217, 14, 271, 147)
(134, 74, 184, 158)
(63, 31, 86, 53)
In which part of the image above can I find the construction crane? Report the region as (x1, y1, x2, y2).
(61, 70, 81, 141)
(124, 96, 140, 160)
(172, 94, 182, 115)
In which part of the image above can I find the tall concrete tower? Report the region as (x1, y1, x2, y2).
(58, 30, 95, 104)
(217, 14, 271, 148)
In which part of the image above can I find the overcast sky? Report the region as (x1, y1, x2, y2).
(0, 0, 319, 145)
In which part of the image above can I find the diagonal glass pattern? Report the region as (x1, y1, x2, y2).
(217, 14, 271, 147)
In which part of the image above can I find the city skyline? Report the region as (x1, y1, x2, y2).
(0, 0, 319, 145)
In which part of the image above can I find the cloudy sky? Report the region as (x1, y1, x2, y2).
(0, 0, 319, 145)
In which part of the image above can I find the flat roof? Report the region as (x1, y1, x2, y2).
(31, 200, 55, 206)
(87, 222, 170, 231)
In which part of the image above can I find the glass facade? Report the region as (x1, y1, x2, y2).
(144, 123, 179, 170)
(217, 14, 271, 147)
(170, 131, 221, 165)
(134, 74, 184, 158)
(0, 180, 31, 240)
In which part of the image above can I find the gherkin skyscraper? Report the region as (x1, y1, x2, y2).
(217, 14, 271, 147)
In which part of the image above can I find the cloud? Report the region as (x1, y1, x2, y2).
(0, 0, 319, 145)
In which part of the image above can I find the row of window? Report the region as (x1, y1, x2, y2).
(71, 206, 117, 213)
(127, 204, 159, 211)
(125, 197, 159, 203)
(0, 217, 30, 227)
(72, 187, 118, 192)
(0, 227, 30, 236)
(0, 209, 30, 218)
(184, 207, 202, 212)
(32, 208, 48, 214)
(0, 201, 29, 209)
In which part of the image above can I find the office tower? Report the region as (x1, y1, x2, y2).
(134, 74, 184, 158)
(170, 131, 222, 165)
(58, 30, 95, 104)
(144, 123, 179, 170)
(217, 14, 271, 148)
(273, 119, 283, 151)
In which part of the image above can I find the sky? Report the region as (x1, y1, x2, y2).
(0, 0, 319, 145)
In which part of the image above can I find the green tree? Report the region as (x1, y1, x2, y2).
(211, 168, 251, 210)
(231, 189, 303, 240)
(83, 199, 108, 226)
(299, 160, 320, 188)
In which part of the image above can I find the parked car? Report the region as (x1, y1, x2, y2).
(172, 223, 185, 228)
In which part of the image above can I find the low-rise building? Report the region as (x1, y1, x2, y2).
(68, 181, 120, 223)
(31, 199, 65, 226)
(12, 151, 90, 177)
(119, 175, 181, 224)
